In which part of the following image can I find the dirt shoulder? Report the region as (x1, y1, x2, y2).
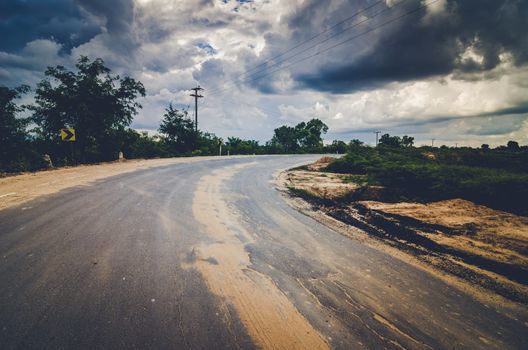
(277, 157, 528, 312)
(0, 156, 243, 211)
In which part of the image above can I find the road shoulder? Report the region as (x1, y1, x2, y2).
(0, 156, 245, 211)
(274, 163, 528, 318)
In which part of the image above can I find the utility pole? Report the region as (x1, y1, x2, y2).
(190, 86, 204, 133)
(375, 131, 381, 146)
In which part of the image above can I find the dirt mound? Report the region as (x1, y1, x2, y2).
(306, 156, 336, 171)
(363, 199, 528, 267)
(286, 170, 357, 199)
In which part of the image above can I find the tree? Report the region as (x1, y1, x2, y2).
(327, 140, 347, 154)
(270, 125, 299, 152)
(1, 85, 29, 152)
(120, 129, 169, 159)
(240, 140, 260, 154)
(195, 131, 224, 155)
(299, 118, 328, 150)
(507, 140, 520, 151)
(224, 137, 260, 155)
(481, 144, 490, 150)
(226, 137, 242, 153)
(0, 85, 43, 172)
(158, 104, 196, 154)
(29, 56, 146, 163)
(378, 134, 402, 147)
(377, 134, 414, 148)
(401, 135, 414, 147)
(270, 118, 328, 153)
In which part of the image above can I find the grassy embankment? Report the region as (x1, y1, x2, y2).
(285, 147, 528, 304)
(324, 145, 528, 216)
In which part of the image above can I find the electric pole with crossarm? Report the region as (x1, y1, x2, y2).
(190, 86, 204, 133)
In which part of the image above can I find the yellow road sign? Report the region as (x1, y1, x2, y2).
(60, 128, 76, 141)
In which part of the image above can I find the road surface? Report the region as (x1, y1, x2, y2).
(0, 155, 526, 349)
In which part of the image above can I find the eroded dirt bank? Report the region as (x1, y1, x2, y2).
(279, 158, 528, 309)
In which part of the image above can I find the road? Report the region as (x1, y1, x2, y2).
(0, 155, 526, 349)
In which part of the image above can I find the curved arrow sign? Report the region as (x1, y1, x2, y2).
(60, 128, 76, 142)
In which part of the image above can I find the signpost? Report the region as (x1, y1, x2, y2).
(60, 128, 76, 141)
(60, 128, 76, 164)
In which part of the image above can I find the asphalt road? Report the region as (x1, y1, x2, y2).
(0, 155, 526, 349)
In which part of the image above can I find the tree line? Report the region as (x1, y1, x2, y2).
(2, 56, 526, 175)
(1, 56, 332, 173)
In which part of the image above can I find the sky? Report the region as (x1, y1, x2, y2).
(1, 0, 527, 146)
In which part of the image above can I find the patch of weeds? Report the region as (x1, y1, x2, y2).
(290, 165, 309, 171)
(341, 174, 367, 185)
(286, 186, 335, 206)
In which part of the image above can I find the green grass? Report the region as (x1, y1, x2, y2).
(324, 146, 528, 216)
(341, 174, 367, 186)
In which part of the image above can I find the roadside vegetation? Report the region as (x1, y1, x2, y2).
(325, 135, 528, 216)
(1, 56, 332, 174)
(284, 148, 528, 304)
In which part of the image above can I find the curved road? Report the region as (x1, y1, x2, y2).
(0, 155, 526, 349)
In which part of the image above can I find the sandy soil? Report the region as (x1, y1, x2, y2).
(0, 156, 243, 211)
(306, 156, 338, 171)
(363, 199, 528, 269)
(279, 158, 528, 310)
(286, 170, 359, 199)
(285, 156, 360, 200)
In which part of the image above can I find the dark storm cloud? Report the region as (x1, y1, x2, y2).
(465, 114, 527, 136)
(77, 0, 134, 35)
(193, 58, 225, 82)
(0, 0, 101, 53)
(0, 0, 137, 54)
(77, 0, 139, 54)
(296, 0, 528, 93)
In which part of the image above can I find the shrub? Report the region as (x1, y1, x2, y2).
(325, 144, 528, 215)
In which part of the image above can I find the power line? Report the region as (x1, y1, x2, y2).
(207, 0, 405, 95)
(208, 0, 438, 97)
(198, 0, 440, 138)
(209, 0, 387, 93)
(207, 0, 409, 96)
(205, 93, 285, 121)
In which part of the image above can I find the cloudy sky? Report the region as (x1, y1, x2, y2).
(1, 0, 527, 146)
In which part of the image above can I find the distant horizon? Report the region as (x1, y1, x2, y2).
(131, 125, 524, 149)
